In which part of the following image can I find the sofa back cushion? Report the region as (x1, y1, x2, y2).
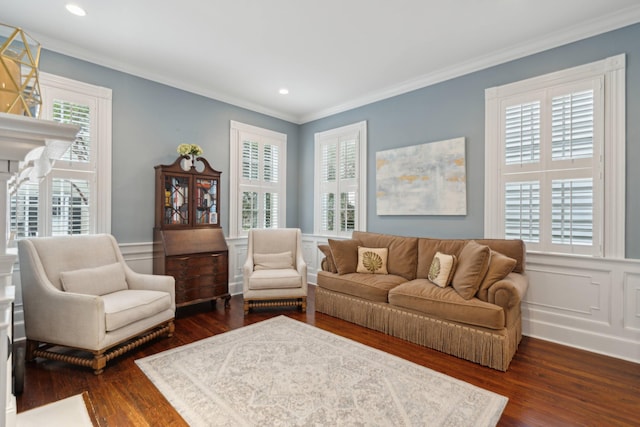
(352, 231, 418, 280)
(475, 239, 526, 274)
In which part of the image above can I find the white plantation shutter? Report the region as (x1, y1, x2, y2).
(505, 101, 540, 165)
(53, 100, 91, 163)
(504, 181, 540, 242)
(9, 180, 39, 239)
(242, 141, 259, 180)
(263, 143, 279, 183)
(551, 90, 594, 160)
(495, 77, 602, 255)
(51, 177, 91, 235)
(230, 121, 286, 236)
(314, 121, 367, 236)
(551, 178, 593, 246)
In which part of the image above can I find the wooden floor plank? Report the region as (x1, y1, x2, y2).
(15, 288, 640, 426)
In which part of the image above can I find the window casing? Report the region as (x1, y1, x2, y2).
(314, 121, 367, 237)
(229, 121, 286, 237)
(9, 72, 112, 240)
(485, 54, 625, 258)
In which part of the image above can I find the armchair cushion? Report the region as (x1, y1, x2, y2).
(253, 251, 294, 270)
(102, 290, 172, 332)
(60, 262, 128, 296)
(248, 269, 302, 290)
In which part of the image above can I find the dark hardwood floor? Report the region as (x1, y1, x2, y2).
(16, 287, 640, 426)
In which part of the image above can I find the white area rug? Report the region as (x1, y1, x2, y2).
(17, 393, 95, 427)
(136, 316, 507, 426)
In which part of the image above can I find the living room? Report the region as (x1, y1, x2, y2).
(2, 1, 640, 425)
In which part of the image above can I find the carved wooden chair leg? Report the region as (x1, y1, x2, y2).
(243, 300, 250, 314)
(25, 340, 38, 362)
(92, 351, 107, 375)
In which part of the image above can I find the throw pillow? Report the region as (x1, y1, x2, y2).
(253, 251, 293, 270)
(328, 238, 361, 275)
(318, 244, 337, 273)
(356, 247, 389, 274)
(60, 262, 128, 296)
(476, 250, 517, 301)
(427, 252, 457, 287)
(452, 240, 491, 299)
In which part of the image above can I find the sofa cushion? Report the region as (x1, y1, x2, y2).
(102, 289, 172, 332)
(253, 251, 293, 270)
(248, 269, 302, 290)
(477, 250, 517, 302)
(427, 252, 457, 288)
(328, 238, 362, 274)
(352, 231, 418, 280)
(452, 241, 491, 299)
(317, 271, 406, 302)
(356, 247, 389, 274)
(60, 262, 128, 296)
(318, 244, 337, 273)
(388, 279, 505, 330)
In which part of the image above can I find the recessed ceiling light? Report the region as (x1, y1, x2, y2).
(279, 88, 289, 95)
(66, 4, 87, 17)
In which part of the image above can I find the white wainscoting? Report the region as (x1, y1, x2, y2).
(10, 237, 640, 365)
(523, 252, 640, 363)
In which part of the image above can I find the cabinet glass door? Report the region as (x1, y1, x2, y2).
(195, 177, 218, 225)
(164, 175, 190, 225)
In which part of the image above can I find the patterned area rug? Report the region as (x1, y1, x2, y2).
(136, 316, 507, 426)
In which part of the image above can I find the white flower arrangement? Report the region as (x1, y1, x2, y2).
(177, 143, 203, 156)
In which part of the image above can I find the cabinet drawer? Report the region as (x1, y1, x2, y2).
(176, 284, 228, 303)
(175, 273, 228, 290)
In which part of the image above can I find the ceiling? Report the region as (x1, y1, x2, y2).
(4, 1, 640, 124)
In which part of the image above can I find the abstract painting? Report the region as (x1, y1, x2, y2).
(376, 137, 466, 215)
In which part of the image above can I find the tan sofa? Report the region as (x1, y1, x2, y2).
(316, 231, 528, 371)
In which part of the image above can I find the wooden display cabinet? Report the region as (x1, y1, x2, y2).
(153, 155, 230, 308)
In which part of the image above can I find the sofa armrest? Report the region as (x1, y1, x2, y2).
(487, 272, 528, 309)
(124, 264, 176, 310)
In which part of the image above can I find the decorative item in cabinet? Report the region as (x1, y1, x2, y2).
(154, 154, 229, 308)
(154, 154, 221, 229)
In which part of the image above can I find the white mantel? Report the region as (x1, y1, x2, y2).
(0, 111, 79, 427)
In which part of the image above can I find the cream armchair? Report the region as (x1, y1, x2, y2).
(243, 228, 307, 314)
(18, 234, 175, 374)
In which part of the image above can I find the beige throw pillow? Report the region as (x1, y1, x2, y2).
(328, 239, 361, 275)
(60, 262, 128, 296)
(427, 252, 457, 287)
(452, 240, 491, 299)
(356, 247, 389, 274)
(476, 250, 517, 301)
(254, 251, 293, 270)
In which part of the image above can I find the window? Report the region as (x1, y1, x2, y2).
(485, 54, 625, 257)
(314, 121, 367, 237)
(9, 73, 112, 240)
(229, 121, 286, 237)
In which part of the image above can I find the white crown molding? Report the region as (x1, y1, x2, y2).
(300, 5, 640, 123)
(27, 4, 640, 125)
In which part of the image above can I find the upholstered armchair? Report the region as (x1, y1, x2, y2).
(242, 228, 307, 314)
(18, 234, 175, 374)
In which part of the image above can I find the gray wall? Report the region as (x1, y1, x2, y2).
(39, 22, 640, 258)
(39, 52, 300, 243)
(299, 22, 640, 258)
